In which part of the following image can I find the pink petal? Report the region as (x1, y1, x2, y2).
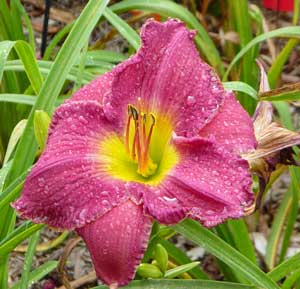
(77, 200, 152, 287)
(143, 137, 254, 227)
(13, 101, 130, 229)
(199, 92, 256, 153)
(103, 19, 225, 137)
(69, 72, 115, 104)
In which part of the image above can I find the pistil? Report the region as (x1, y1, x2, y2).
(125, 102, 157, 177)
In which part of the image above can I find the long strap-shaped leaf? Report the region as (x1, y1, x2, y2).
(3, 0, 109, 187)
(92, 279, 257, 289)
(173, 219, 281, 289)
(103, 8, 140, 50)
(223, 26, 300, 80)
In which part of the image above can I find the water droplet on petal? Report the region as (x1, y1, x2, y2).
(187, 95, 196, 105)
(163, 196, 178, 202)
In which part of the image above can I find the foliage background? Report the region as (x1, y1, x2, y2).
(1, 0, 300, 288)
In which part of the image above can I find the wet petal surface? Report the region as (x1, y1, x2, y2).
(199, 92, 256, 154)
(77, 200, 152, 287)
(103, 19, 225, 137)
(13, 101, 129, 229)
(143, 137, 254, 227)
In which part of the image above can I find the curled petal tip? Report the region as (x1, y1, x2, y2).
(244, 202, 256, 216)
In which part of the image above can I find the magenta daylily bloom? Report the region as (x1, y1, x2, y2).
(13, 19, 256, 287)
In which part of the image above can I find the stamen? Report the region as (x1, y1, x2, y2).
(125, 101, 157, 177)
(143, 113, 156, 163)
(125, 105, 133, 154)
(130, 106, 139, 121)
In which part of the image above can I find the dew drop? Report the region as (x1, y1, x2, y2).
(163, 196, 178, 202)
(102, 200, 110, 206)
(187, 95, 196, 105)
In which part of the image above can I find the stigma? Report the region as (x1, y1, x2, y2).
(125, 98, 157, 177)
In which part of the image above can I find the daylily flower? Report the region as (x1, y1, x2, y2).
(243, 62, 300, 201)
(13, 19, 256, 288)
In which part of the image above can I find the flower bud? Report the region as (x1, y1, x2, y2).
(34, 110, 51, 152)
(154, 244, 168, 273)
(137, 263, 163, 279)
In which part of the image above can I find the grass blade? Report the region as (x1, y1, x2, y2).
(92, 279, 257, 289)
(259, 82, 300, 102)
(224, 27, 300, 80)
(103, 8, 140, 50)
(19, 230, 41, 289)
(164, 262, 200, 279)
(13, 41, 43, 95)
(223, 81, 258, 100)
(173, 219, 280, 289)
(265, 186, 293, 269)
(159, 239, 209, 279)
(10, 261, 58, 289)
(228, 0, 257, 113)
(0, 41, 16, 83)
(268, 253, 300, 282)
(268, 39, 299, 88)
(0, 223, 43, 257)
(0, 94, 65, 106)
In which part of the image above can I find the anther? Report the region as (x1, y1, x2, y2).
(130, 106, 139, 121)
(150, 113, 155, 125)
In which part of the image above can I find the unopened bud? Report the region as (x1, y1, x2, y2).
(34, 110, 51, 152)
(137, 263, 163, 279)
(154, 244, 168, 273)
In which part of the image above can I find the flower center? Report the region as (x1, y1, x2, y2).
(125, 99, 157, 177)
(98, 98, 179, 185)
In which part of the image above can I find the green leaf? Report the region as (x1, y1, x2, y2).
(0, 222, 43, 257)
(259, 82, 300, 102)
(86, 50, 127, 63)
(173, 219, 280, 289)
(0, 178, 24, 212)
(159, 239, 209, 279)
(223, 81, 258, 100)
(92, 279, 257, 289)
(110, 0, 224, 75)
(13, 40, 43, 95)
(10, 261, 58, 289)
(228, 0, 257, 113)
(73, 41, 89, 92)
(0, 161, 12, 192)
(3, 119, 27, 165)
(282, 268, 300, 289)
(224, 26, 300, 80)
(4, 60, 95, 83)
(0, 41, 15, 82)
(164, 262, 200, 279)
(265, 186, 293, 269)
(0, 94, 64, 106)
(19, 230, 40, 289)
(268, 253, 300, 282)
(279, 167, 299, 263)
(43, 22, 74, 61)
(268, 39, 299, 88)
(11, 0, 36, 51)
(103, 8, 140, 50)
(34, 110, 51, 151)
